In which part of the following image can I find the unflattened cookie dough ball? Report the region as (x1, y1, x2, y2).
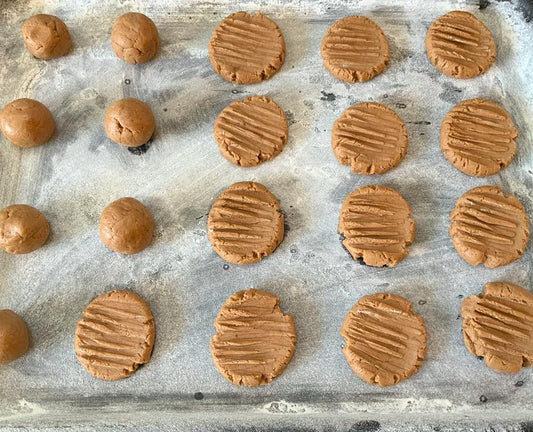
(111, 12, 159, 64)
(21, 14, 72, 59)
(0, 99, 55, 148)
(0, 310, 30, 364)
(99, 197, 154, 255)
(208, 12, 286, 84)
(0, 205, 50, 255)
(104, 98, 155, 147)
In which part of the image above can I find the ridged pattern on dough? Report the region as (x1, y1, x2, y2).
(215, 96, 288, 167)
(339, 185, 415, 267)
(441, 99, 518, 176)
(341, 293, 427, 387)
(211, 289, 297, 387)
(332, 102, 408, 174)
(207, 182, 284, 265)
(450, 186, 529, 268)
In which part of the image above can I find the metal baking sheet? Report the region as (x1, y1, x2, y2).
(1, 0, 532, 430)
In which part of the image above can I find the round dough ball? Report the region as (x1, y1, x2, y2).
(0, 99, 55, 148)
(111, 12, 159, 64)
(21, 14, 72, 59)
(104, 98, 155, 148)
(0, 310, 30, 364)
(100, 197, 154, 255)
(0, 204, 50, 254)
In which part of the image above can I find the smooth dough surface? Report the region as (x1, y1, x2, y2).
(0, 204, 50, 254)
(440, 98, 518, 176)
(0, 310, 30, 364)
(321, 15, 390, 83)
(111, 12, 159, 64)
(22, 14, 72, 59)
(339, 185, 415, 267)
(211, 288, 297, 387)
(75, 290, 155, 381)
(214, 96, 288, 167)
(0, 98, 55, 148)
(207, 182, 284, 265)
(99, 197, 154, 255)
(332, 102, 408, 174)
(425, 11, 496, 78)
(208, 12, 285, 84)
(104, 98, 155, 147)
(450, 186, 529, 268)
(341, 293, 427, 387)
(462, 282, 533, 374)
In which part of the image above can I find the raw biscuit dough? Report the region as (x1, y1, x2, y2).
(0, 99, 55, 148)
(104, 98, 155, 147)
(339, 185, 415, 267)
(0, 310, 30, 364)
(207, 182, 284, 265)
(75, 290, 155, 380)
(0, 204, 50, 254)
(208, 12, 286, 84)
(99, 197, 154, 255)
(321, 16, 390, 83)
(341, 293, 427, 387)
(21, 14, 72, 59)
(111, 12, 159, 64)
(214, 96, 288, 167)
(462, 282, 533, 374)
(211, 288, 297, 387)
(332, 102, 408, 174)
(425, 11, 496, 78)
(450, 186, 529, 268)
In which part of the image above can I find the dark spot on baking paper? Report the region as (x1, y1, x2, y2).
(284, 222, 291, 233)
(395, 103, 407, 109)
(528, 170, 533, 175)
(286, 110, 296, 126)
(349, 420, 381, 432)
(433, 428, 441, 432)
(290, 246, 298, 254)
(223, 264, 229, 270)
(420, 133, 425, 136)
(458, 294, 464, 299)
(194, 392, 204, 400)
(439, 82, 463, 103)
(127, 140, 151, 155)
(231, 89, 243, 94)
(124, 79, 131, 85)
(407, 120, 431, 125)
(356, 257, 368, 266)
(480, 395, 488, 403)
(383, 94, 388, 98)
(521, 421, 533, 432)
(321, 91, 336, 101)
(479, 0, 490, 9)
(457, 314, 461, 320)
(477, 356, 484, 360)
(418, 300, 427, 305)
(515, 380, 524, 387)
(378, 283, 389, 288)
(163, 108, 168, 112)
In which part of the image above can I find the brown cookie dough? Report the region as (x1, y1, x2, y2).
(75, 290, 155, 381)
(208, 12, 286, 84)
(332, 102, 408, 175)
(339, 185, 415, 267)
(211, 288, 297, 387)
(111, 12, 159, 64)
(21, 14, 72, 59)
(99, 197, 154, 255)
(450, 186, 529, 268)
(321, 16, 390, 83)
(0, 99, 55, 148)
(207, 182, 284, 265)
(341, 293, 427, 387)
(104, 98, 155, 147)
(462, 282, 533, 374)
(214, 96, 288, 167)
(441, 99, 518, 177)
(425, 11, 496, 79)
(0, 204, 50, 255)
(0, 310, 30, 364)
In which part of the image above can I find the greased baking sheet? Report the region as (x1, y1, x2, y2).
(0, 0, 532, 430)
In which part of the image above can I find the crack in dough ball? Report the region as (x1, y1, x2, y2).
(0, 204, 50, 255)
(104, 98, 155, 147)
(21, 14, 72, 59)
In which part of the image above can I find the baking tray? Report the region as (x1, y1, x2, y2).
(0, 0, 532, 430)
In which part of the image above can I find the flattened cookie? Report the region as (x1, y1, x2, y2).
(425, 11, 496, 78)
(339, 185, 415, 267)
(450, 186, 529, 268)
(321, 16, 390, 83)
(332, 102, 408, 174)
(215, 96, 288, 167)
(211, 288, 297, 386)
(341, 293, 427, 387)
(207, 182, 284, 265)
(208, 12, 285, 84)
(441, 99, 518, 176)
(462, 282, 533, 374)
(75, 290, 155, 381)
